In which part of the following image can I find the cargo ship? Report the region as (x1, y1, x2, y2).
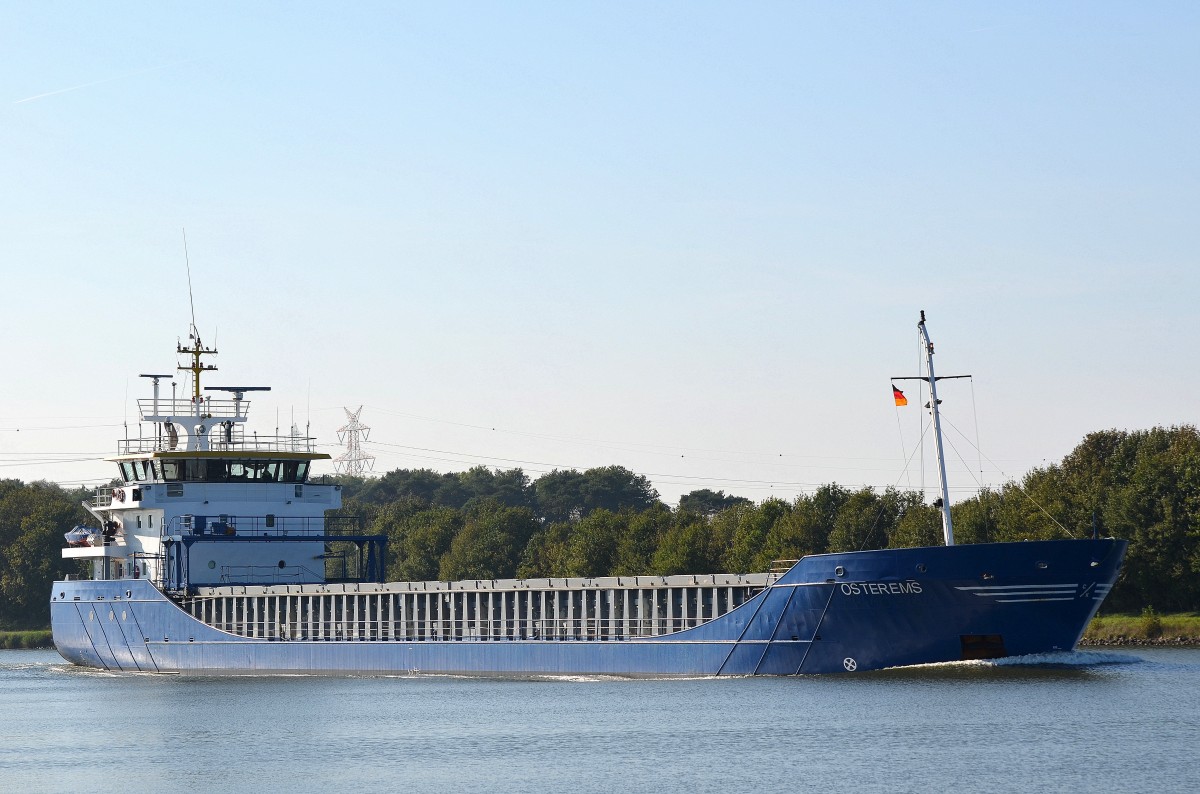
(51, 314, 1126, 675)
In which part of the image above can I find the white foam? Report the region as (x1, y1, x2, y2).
(986, 649, 1142, 667)
(897, 649, 1143, 671)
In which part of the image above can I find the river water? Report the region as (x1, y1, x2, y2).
(1, 647, 1196, 793)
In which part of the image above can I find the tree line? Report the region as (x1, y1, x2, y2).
(2, 426, 1198, 629)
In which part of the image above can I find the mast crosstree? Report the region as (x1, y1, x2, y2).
(891, 311, 971, 546)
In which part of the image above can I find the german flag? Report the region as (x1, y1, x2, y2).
(892, 385, 908, 407)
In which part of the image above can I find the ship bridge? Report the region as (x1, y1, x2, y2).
(112, 391, 331, 486)
(64, 331, 344, 590)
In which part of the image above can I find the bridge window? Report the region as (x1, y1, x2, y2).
(155, 458, 314, 483)
(162, 461, 182, 481)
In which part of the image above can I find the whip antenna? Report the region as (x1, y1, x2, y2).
(183, 227, 197, 331)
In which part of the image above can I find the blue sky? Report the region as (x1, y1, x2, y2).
(2, 2, 1197, 506)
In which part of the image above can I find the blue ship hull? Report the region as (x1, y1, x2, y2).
(51, 538, 1126, 676)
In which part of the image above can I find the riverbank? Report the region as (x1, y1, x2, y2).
(1080, 612, 1200, 646)
(0, 630, 53, 649)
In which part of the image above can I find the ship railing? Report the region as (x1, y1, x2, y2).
(164, 514, 366, 537)
(92, 487, 114, 508)
(116, 434, 318, 454)
(208, 435, 318, 453)
(137, 397, 248, 421)
(193, 615, 727, 642)
(118, 438, 168, 454)
(219, 565, 326, 585)
(766, 559, 800, 583)
(65, 530, 126, 549)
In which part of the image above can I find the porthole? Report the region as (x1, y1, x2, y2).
(88, 610, 94, 621)
(108, 610, 115, 621)
(1035, 560, 1048, 570)
(915, 563, 927, 574)
(121, 610, 127, 621)
(835, 566, 846, 577)
(982, 572, 994, 580)
(208, 560, 216, 570)
(278, 560, 286, 569)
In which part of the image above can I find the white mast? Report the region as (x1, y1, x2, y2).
(918, 311, 954, 546)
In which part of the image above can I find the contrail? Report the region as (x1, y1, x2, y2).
(13, 58, 198, 105)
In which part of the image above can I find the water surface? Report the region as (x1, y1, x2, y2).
(1, 648, 1195, 793)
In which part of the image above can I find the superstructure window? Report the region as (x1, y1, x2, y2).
(160, 458, 314, 483)
(119, 462, 135, 482)
(280, 461, 309, 482)
(132, 460, 148, 481)
(206, 459, 228, 482)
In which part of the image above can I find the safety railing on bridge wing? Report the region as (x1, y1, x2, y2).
(164, 514, 367, 537)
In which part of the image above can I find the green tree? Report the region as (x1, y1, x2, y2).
(581, 466, 661, 515)
(613, 504, 672, 575)
(0, 480, 89, 629)
(458, 466, 535, 510)
(678, 489, 752, 516)
(373, 502, 461, 582)
(534, 469, 588, 523)
(888, 501, 943, 548)
(759, 494, 836, 563)
(652, 517, 718, 575)
(826, 487, 908, 553)
(438, 500, 538, 581)
(517, 522, 573, 578)
(724, 498, 792, 573)
(564, 509, 625, 577)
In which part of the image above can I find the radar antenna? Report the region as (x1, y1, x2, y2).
(334, 406, 375, 476)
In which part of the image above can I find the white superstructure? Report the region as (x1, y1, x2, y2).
(63, 330, 344, 589)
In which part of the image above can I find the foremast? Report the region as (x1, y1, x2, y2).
(131, 328, 272, 452)
(178, 326, 217, 403)
(918, 312, 955, 546)
(894, 311, 970, 547)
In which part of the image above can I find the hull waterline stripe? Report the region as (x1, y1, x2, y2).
(955, 584, 1077, 590)
(994, 597, 1076, 603)
(968, 590, 1076, 597)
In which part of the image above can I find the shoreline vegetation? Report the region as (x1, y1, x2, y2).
(5, 616, 1198, 652)
(1079, 612, 1200, 646)
(0, 629, 52, 649)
